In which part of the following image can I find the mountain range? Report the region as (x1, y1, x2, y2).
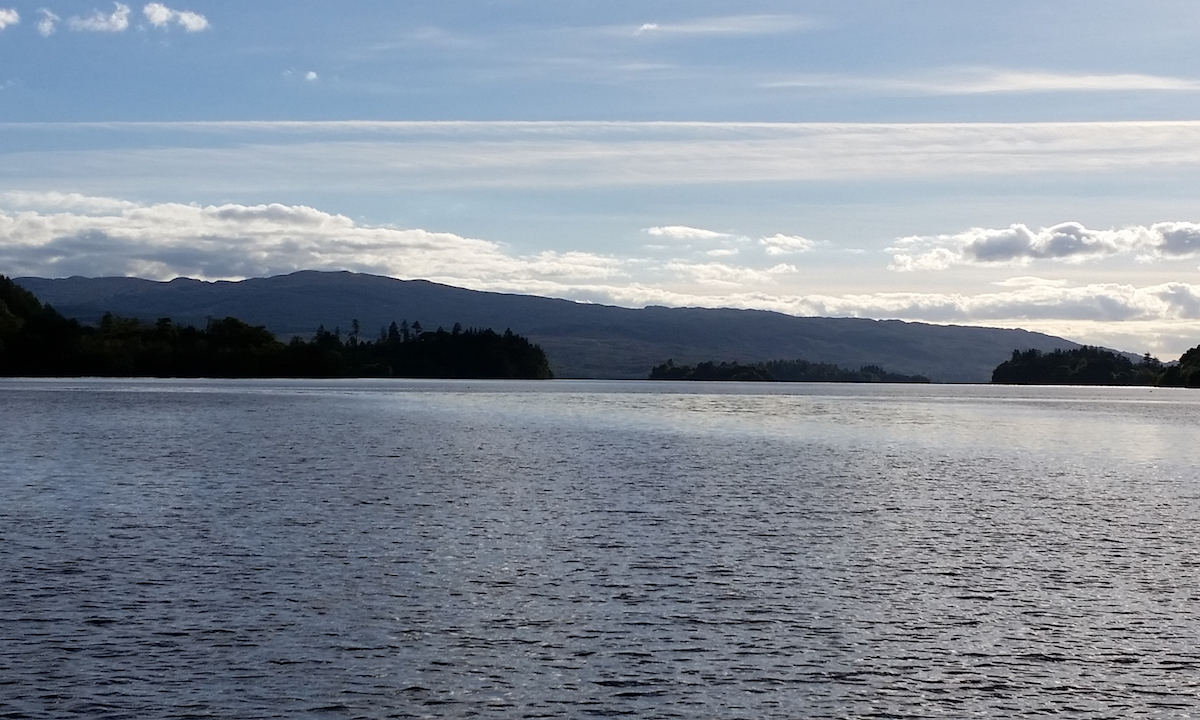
(15, 271, 1086, 382)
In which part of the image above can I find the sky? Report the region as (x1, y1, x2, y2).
(3, 1, 1200, 357)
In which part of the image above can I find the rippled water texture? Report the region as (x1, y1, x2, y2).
(2, 379, 1199, 718)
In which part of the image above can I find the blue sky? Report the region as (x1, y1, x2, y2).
(4, 1, 1200, 356)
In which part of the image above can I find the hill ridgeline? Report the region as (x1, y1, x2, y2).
(13, 271, 1094, 382)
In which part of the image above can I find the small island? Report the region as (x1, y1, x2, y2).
(649, 358, 930, 383)
(0, 275, 552, 379)
(991, 345, 1200, 387)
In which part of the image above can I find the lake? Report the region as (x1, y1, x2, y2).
(1, 379, 1198, 718)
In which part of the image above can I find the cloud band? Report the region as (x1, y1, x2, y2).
(890, 221, 1200, 270)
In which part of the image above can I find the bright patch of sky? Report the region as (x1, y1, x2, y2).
(3, 1, 1200, 356)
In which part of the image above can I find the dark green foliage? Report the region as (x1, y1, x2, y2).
(0, 275, 89, 375)
(366, 325, 552, 379)
(649, 360, 774, 381)
(991, 346, 1164, 386)
(0, 275, 552, 379)
(1157, 345, 1200, 388)
(764, 359, 929, 383)
(0, 300, 20, 337)
(649, 358, 929, 383)
(0, 275, 44, 324)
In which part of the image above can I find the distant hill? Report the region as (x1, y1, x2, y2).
(16, 271, 1086, 382)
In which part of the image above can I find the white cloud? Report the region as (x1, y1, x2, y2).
(630, 15, 811, 37)
(948, 70, 1200, 94)
(888, 247, 959, 272)
(765, 68, 1200, 95)
(36, 8, 58, 36)
(0, 195, 628, 289)
(889, 221, 1200, 270)
(142, 3, 208, 31)
(1153, 222, 1200, 257)
(0, 8, 18, 30)
(142, 2, 171, 25)
(759, 233, 816, 255)
(174, 10, 207, 32)
(992, 276, 1070, 288)
(523, 250, 624, 280)
(281, 69, 319, 82)
(645, 225, 729, 241)
(665, 260, 796, 287)
(69, 3, 131, 32)
(644, 225, 752, 258)
(0, 190, 139, 213)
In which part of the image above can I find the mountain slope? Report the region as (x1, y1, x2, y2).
(16, 271, 1084, 382)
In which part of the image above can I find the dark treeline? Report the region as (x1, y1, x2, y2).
(1160, 346, 1200, 387)
(0, 275, 552, 379)
(649, 358, 930, 383)
(992, 345, 1200, 387)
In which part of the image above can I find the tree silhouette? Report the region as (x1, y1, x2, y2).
(991, 346, 1163, 385)
(1, 275, 553, 379)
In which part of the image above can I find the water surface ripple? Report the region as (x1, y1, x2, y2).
(1, 379, 1198, 718)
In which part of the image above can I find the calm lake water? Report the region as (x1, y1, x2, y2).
(2, 379, 1199, 718)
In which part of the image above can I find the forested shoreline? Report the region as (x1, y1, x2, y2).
(649, 359, 930, 383)
(0, 275, 552, 379)
(991, 346, 1200, 387)
(652, 345, 1200, 387)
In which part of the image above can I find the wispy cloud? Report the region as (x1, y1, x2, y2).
(646, 227, 817, 259)
(888, 221, 1200, 271)
(630, 14, 812, 38)
(36, 8, 58, 36)
(0, 190, 139, 212)
(665, 260, 796, 287)
(944, 70, 1200, 94)
(143, 3, 208, 32)
(282, 69, 319, 83)
(785, 283, 1200, 324)
(765, 68, 1200, 95)
(9, 121, 1200, 192)
(0, 8, 18, 31)
(68, 3, 130, 32)
(759, 234, 816, 256)
(992, 276, 1070, 289)
(645, 225, 729, 241)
